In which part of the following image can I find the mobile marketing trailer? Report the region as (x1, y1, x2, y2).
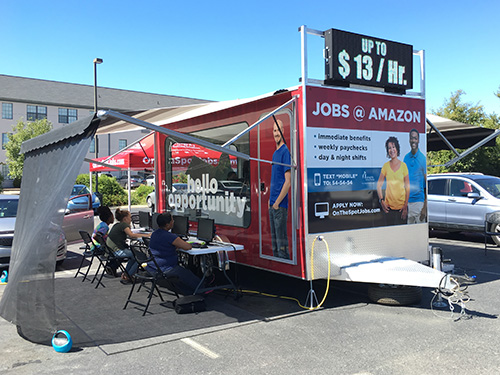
(97, 26, 457, 297)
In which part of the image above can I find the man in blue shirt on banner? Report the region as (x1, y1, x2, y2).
(269, 119, 291, 259)
(403, 128, 427, 224)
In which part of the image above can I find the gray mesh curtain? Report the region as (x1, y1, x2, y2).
(0, 115, 98, 343)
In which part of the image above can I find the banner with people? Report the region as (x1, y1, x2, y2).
(305, 86, 426, 233)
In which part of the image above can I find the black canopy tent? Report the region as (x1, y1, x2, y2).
(0, 114, 100, 343)
(426, 113, 497, 151)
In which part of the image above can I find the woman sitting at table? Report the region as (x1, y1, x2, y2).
(148, 212, 201, 295)
(107, 208, 151, 284)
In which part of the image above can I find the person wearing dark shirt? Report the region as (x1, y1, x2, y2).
(147, 213, 201, 295)
(269, 119, 291, 259)
(107, 208, 151, 283)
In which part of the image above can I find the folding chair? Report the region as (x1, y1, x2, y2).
(123, 241, 179, 316)
(74, 231, 96, 282)
(92, 232, 129, 289)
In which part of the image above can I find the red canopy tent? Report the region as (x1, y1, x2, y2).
(90, 134, 236, 173)
(90, 133, 155, 172)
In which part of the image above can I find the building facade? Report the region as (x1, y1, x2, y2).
(0, 74, 209, 186)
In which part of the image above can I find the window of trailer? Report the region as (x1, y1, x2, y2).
(164, 122, 250, 228)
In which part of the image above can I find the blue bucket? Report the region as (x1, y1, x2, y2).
(52, 330, 73, 353)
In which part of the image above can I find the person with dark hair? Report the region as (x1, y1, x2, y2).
(90, 206, 114, 251)
(148, 212, 201, 295)
(403, 129, 427, 224)
(227, 171, 238, 181)
(377, 136, 410, 225)
(269, 118, 291, 259)
(107, 208, 151, 283)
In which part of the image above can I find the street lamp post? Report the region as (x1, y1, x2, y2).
(93, 58, 103, 198)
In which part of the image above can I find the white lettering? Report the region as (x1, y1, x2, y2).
(397, 109, 404, 122)
(174, 174, 248, 218)
(312, 102, 350, 118)
(388, 60, 398, 84)
(321, 103, 331, 116)
(312, 102, 320, 116)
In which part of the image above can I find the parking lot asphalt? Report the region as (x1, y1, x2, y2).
(1, 230, 500, 374)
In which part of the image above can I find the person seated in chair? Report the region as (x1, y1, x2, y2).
(107, 208, 151, 284)
(91, 206, 114, 251)
(148, 213, 201, 295)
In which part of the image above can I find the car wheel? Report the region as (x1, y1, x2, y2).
(147, 196, 153, 208)
(490, 223, 500, 246)
(367, 284, 422, 306)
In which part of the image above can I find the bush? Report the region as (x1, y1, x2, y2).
(75, 174, 91, 186)
(131, 184, 154, 205)
(75, 173, 128, 207)
(97, 175, 127, 207)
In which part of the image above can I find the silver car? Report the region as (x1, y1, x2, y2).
(428, 173, 500, 245)
(0, 194, 94, 269)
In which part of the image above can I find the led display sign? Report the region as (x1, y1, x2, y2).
(324, 29, 413, 93)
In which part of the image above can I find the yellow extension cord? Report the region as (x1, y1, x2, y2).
(236, 236, 332, 311)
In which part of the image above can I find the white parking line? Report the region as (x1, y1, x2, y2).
(181, 338, 220, 359)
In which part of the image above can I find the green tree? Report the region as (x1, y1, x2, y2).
(5, 118, 52, 181)
(427, 90, 500, 176)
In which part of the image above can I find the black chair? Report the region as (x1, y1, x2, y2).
(74, 231, 96, 282)
(123, 241, 179, 316)
(131, 213, 140, 228)
(92, 232, 130, 289)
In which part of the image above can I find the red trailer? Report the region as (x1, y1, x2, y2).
(97, 27, 454, 296)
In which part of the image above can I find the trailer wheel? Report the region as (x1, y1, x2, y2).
(367, 284, 422, 306)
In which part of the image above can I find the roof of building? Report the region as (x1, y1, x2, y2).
(0, 74, 210, 112)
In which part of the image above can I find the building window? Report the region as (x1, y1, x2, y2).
(89, 139, 95, 153)
(118, 139, 127, 150)
(2, 103, 13, 119)
(1, 164, 9, 179)
(2, 133, 10, 150)
(27, 105, 47, 121)
(58, 108, 78, 124)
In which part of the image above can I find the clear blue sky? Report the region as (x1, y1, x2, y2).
(2, 0, 499, 115)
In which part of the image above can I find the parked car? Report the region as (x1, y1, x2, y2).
(145, 175, 155, 187)
(118, 175, 145, 189)
(146, 191, 155, 211)
(0, 193, 94, 269)
(68, 185, 101, 213)
(428, 173, 500, 245)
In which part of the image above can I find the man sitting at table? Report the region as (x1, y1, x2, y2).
(147, 212, 201, 295)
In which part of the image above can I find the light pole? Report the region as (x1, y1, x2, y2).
(93, 58, 103, 197)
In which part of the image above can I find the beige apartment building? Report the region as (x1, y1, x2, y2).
(0, 74, 209, 187)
